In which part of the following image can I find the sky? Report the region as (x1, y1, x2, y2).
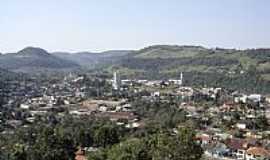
(1, 0, 270, 53)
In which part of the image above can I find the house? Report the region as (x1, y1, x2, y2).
(75, 148, 86, 160)
(121, 103, 132, 112)
(125, 122, 141, 128)
(248, 94, 263, 103)
(98, 106, 107, 112)
(265, 96, 270, 104)
(6, 120, 23, 128)
(96, 112, 137, 122)
(204, 142, 230, 159)
(226, 138, 260, 160)
(235, 95, 248, 104)
(20, 104, 30, 109)
(220, 102, 236, 112)
(246, 147, 270, 160)
(245, 132, 263, 139)
(151, 91, 160, 97)
(81, 100, 99, 112)
(177, 87, 194, 97)
(196, 134, 212, 145)
(225, 138, 253, 160)
(70, 109, 91, 116)
(236, 122, 247, 130)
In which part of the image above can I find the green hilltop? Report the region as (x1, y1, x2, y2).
(104, 45, 270, 93)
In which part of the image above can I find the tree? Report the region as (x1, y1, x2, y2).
(107, 138, 151, 160)
(87, 149, 108, 160)
(254, 116, 269, 130)
(9, 143, 27, 160)
(27, 126, 76, 160)
(94, 124, 120, 148)
(147, 128, 203, 160)
(173, 127, 203, 160)
(92, 127, 203, 160)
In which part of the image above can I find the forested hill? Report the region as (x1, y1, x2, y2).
(106, 45, 270, 93)
(53, 50, 133, 69)
(114, 45, 269, 73)
(0, 47, 80, 73)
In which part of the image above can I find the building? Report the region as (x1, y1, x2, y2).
(112, 72, 121, 90)
(179, 72, 183, 86)
(75, 148, 86, 160)
(247, 94, 263, 103)
(97, 112, 137, 122)
(226, 138, 249, 160)
(226, 138, 258, 160)
(246, 147, 270, 160)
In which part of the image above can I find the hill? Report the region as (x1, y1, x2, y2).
(104, 45, 270, 93)
(134, 45, 209, 58)
(53, 50, 133, 68)
(109, 45, 269, 75)
(0, 47, 80, 73)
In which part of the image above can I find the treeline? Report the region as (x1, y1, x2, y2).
(120, 67, 270, 94)
(120, 57, 238, 71)
(0, 116, 125, 160)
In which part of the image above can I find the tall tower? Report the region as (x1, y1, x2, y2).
(179, 72, 183, 86)
(112, 72, 121, 90)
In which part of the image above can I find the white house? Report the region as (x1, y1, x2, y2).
(20, 104, 30, 109)
(248, 94, 262, 103)
(236, 123, 247, 130)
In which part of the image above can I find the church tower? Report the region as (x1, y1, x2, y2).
(179, 72, 183, 86)
(112, 71, 121, 90)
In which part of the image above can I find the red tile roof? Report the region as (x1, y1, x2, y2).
(75, 148, 86, 160)
(247, 147, 270, 157)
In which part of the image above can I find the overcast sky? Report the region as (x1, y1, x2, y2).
(1, 0, 270, 53)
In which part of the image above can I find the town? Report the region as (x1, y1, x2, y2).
(0, 71, 269, 160)
(2, 0, 270, 159)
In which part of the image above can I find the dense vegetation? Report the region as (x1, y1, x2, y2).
(0, 47, 79, 72)
(120, 57, 238, 71)
(89, 127, 202, 160)
(0, 116, 124, 160)
(0, 99, 203, 160)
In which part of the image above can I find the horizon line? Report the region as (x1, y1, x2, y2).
(1, 44, 270, 54)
